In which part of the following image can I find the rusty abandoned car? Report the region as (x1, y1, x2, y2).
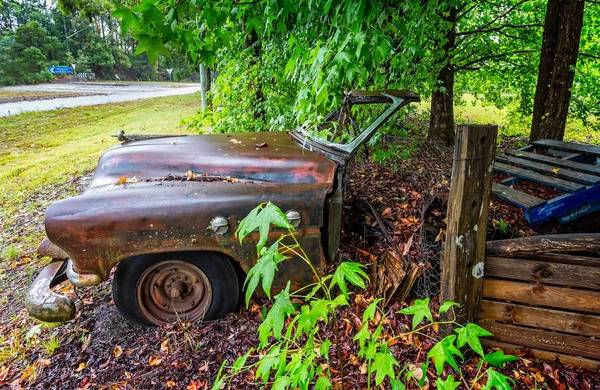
(26, 89, 420, 326)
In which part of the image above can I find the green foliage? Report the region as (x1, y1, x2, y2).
(483, 368, 516, 390)
(257, 282, 296, 347)
(243, 241, 287, 305)
(483, 350, 520, 368)
(455, 323, 494, 357)
(398, 298, 433, 330)
(330, 261, 368, 298)
(428, 335, 464, 375)
(214, 202, 520, 389)
(235, 201, 292, 254)
(436, 375, 460, 390)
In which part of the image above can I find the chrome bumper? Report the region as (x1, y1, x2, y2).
(25, 260, 76, 322)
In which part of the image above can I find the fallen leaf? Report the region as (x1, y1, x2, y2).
(187, 381, 204, 390)
(149, 356, 162, 366)
(229, 139, 243, 144)
(113, 346, 123, 358)
(160, 340, 169, 353)
(75, 362, 86, 372)
(167, 380, 176, 388)
(552, 168, 560, 174)
(114, 176, 127, 185)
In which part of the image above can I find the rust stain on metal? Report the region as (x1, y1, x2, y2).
(28, 89, 420, 322)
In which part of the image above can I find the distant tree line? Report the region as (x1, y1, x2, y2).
(0, 0, 197, 86)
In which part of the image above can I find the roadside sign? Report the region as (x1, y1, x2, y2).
(48, 65, 73, 74)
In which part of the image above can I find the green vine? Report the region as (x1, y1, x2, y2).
(213, 202, 518, 389)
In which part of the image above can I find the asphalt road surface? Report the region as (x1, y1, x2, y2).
(0, 82, 201, 117)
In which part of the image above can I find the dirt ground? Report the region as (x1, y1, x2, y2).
(1, 155, 599, 389)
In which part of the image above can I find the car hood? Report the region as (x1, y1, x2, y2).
(89, 132, 337, 189)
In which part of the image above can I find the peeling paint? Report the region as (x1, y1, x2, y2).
(472, 262, 485, 279)
(456, 235, 464, 248)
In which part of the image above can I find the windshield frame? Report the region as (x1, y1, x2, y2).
(291, 89, 420, 162)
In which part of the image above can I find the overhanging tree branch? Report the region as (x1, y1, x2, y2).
(456, 49, 537, 70)
(457, 23, 544, 36)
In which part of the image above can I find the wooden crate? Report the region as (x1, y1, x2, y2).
(479, 249, 600, 370)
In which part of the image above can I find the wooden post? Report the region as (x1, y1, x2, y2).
(440, 125, 498, 329)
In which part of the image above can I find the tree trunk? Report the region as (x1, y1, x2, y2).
(530, 0, 585, 142)
(429, 65, 455, 145)
(199, 64, 211, 110)
(429, 6, 457, 145)
(244, 29, 264, 120)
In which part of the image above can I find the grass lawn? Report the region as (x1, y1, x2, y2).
(0, 93, 201, 254)
(0, 90, 95, 104)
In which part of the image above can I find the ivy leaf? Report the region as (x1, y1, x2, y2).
(353, 323, 370, 356)
(390, 378, 406, 390)
(235, 202, 292, 253)
(363, 298, 383, 324)
(427, 335, 464, 375)
(315, 376, 332, 390)
(455, 323, 493, 357)
(436, 376, 460, 390)
(133, 34, 170, 66)
(482, 368, 516, 390)
(439, 301, 459, 314)
(373, 350, 399, 386)
(483, 351, 519, 368)
(398, 298, 433, 330)
(243, 241, 287, 306)
(330, 262, 368, 298)
(257, 282, 296, 348)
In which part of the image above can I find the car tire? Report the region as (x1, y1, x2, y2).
(112, 252, 240, 327)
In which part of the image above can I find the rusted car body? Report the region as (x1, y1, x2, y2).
(26, 89, 419, 325)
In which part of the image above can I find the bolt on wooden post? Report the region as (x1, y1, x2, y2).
(440, 124, 498, 331)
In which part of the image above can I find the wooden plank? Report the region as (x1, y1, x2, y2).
(480, 322, 600, 360)
(480, 300, 600, 337)
(507, 150, 600, 176)
(485, 256, 600, 290)
(495, 154, 600, 185)
(481, 340, 600, 370)
(482, 279, 600, 314)
(440, 125, 497, 330)
(533, 139, 600, 158)
(492, 182, 546, 208)
(494, 162, 585, 192)
(531, 253, 600, 268)
(486, 233, 600, 257)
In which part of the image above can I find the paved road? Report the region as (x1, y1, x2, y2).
(0, 83, 201, 117)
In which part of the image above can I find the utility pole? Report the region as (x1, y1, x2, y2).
(63, 15, 70, 54)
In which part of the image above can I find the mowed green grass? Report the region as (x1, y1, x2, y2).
(0, 93, 200, 230)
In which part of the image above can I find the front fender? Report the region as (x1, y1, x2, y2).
(45, 180, 331, 290)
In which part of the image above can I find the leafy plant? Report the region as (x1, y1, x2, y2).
(214, 202, 519, 389)
(495, 219, 509, 234)
(1, 244, 21, 261)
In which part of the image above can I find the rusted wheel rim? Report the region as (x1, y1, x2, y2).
(136, 260, 212, 326)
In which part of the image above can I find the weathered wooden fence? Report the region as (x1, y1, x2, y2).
(441, 124, 600, 370)
(481, 235, 600, 370)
